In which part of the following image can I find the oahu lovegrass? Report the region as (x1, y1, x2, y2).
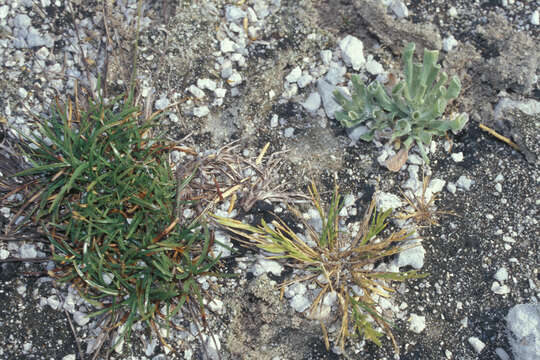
(215, 182, 426, 355)
(17, 94, 222, 350)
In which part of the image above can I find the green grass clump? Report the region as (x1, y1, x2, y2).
(334, 42, 468, 163)
(17, 94, 221, 349)
(215, 182, 426, 355)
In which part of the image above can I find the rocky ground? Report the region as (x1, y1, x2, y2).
(0, 0, 539, 359)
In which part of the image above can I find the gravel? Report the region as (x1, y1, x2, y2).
(0, 0, 538, 359)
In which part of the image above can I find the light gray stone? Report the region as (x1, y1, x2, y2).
(302, 92, 321, 112)
(317, 79, 341, 119)
(339, 35, 365, 71)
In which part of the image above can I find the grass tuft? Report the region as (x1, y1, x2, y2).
(398, 173, 457, 227)
(16, 93, 222, 353)
(215, 182, 427, 355)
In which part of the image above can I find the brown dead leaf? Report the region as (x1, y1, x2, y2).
(385, 147, 408, 172)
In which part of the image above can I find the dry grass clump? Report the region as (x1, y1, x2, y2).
(216, 182, 426, 355)
(174, 141, 309, 215)
(398, 174, 456, 227)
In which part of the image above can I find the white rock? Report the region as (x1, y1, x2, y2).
(193, 106, 209, 118)
(491, 281, 510, 295)
(47, 295, 60, 310)
(290, 294, 311, 313)
(221, 60, 233, 79)
(425, 178, 446, 199)
(297, 74, 313, 88)
(20, 243, 37, 258)
(0, 249, 8, 260)
(325, 61, 346, 85)
(62, 355, 76, 360)
(409, 314, 426, 333)
(214, 88, 226, 98)
(390, 0, 409, 18)
(495, 348, 510, 360)
(456, 175, 474, 191)
(408, 153, 424, 165)
(17, 284, 26, 296)
(447, 182, 456, 194)
(506, 303, 540, 360)
(35, 47, 49, 60)
(225, 6, 246, 23)
(208, 299, 224, 313)
(339, 35, 365, 71)
(448, 6, 458, 17)
(253, 0, 269, 18)
(73, 311, 89, 326)
(320, 50, 333, 65)
(494, 267, 509, 282)
(227, 71, 242, 87)
(468, 337, 486, 353)
(270, 114, 279, 127)
(220, 38, 236, 53)
(155, 96, 169, 110)
(365, 58, 384, 75)
(27, 27, 49, 48)
(188, 85, 205, 99)
(443, 35, 458, 52)
(14, 14, 31, 28)
(230, 53, 246, 67)
(343, 194, 355, 207)
(285, 66, 302, 83)
(214, 231, 233, 257)
(376, 192, 403, 211)
(252, 257, 283, 276)
(205, 334, 221, 360)
(197, 78, 217, 91)
(0, 207, 10, 217)
(285, 282, 307, 298)
(0, 5, 8, 19)
(229, 23, 242, 33)
(317, 79, 341, 119)
(531, 10, 539, 26)
(494, 98, 540, 119)
(284, 127, 294, 137)
(246, 7, 258, 22)
(302, 92, 321, 112)
(451, 152, 463, 162)
(395, 239, 425, 270)
(282, 83, 297, 99)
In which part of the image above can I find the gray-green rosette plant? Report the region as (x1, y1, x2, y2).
(334, 42, 468, 163)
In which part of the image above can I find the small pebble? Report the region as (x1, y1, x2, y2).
(531, 10, 539, 26)
(491, 281, 510, 295)
(193, 106, 210, 117)
(339, 35, 365, 71)
(495, 348, 510, 360)
(285, 66, 302, 83)
(302, 92, 321, 112)
(409, 313, 426, 333)
(456, 175, 474, 191)
(270, 114, 279, 127)
(494, 267, 509, 282)
(468, 337, 485, 353)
